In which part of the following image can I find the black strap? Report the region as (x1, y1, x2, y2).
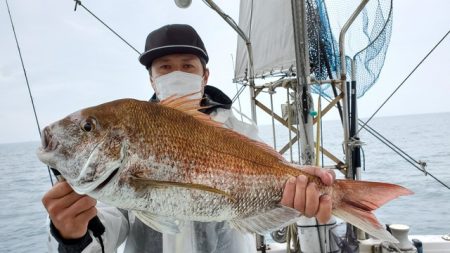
(88, 216, 106, 253)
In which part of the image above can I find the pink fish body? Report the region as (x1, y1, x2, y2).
(37, 96, 412, 242)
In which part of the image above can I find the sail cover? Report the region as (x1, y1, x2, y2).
(234, 0, 297, 81)
(234, 0, 393, 98)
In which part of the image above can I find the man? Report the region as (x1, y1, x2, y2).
(42, 24, 334, 253)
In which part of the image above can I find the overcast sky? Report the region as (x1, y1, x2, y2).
(1, 0, 449, 144)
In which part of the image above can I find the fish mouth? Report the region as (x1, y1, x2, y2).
(41, 127, 59, 152)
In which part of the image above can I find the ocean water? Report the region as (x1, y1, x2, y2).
(0, 113, 449, 252)
(258, 112, 450, 235)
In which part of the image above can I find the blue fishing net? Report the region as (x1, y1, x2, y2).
(307, 0, 393, 98)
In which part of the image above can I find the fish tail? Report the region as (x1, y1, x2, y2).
(332, 180, 413, 242)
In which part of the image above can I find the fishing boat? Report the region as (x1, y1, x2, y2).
(201, 0, 450, 252)
(4, 0, 449, 252)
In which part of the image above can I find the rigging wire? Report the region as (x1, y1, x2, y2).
(202, 0, 255, 104)
(358, 120, 450, 190)
(202, 0, 249, 47)
(7, 3, 121, 250)
(230, 54, 244, 121)
(72, 0, 250, 105)
(313, 87, 450, 190)
(232, 83, 248, 103)
(357, 29, 450, 136)
(358, 119, 423, 167)
(5, 0, 54, 185)
(73, 0, 141, 55)
(72, 0, 260, 107)
(72, 0, 254, 105)
(9, 0, 446, 190)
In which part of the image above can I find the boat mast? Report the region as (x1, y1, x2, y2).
(291, 0, 314, 165)
(291, 1, 335, 252)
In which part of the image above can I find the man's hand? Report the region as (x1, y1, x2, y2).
(280, 167, 335, 224)
(42, 181, 97, 239)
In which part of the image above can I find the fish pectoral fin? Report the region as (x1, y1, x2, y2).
(133, 210, 184, 234)
(230, 205, 301, 235)
(129, 176, 236, 202)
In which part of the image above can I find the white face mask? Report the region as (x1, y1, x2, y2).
(153, 71, 204, 101)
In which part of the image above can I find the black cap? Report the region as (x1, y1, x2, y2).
(139, 24, 209, 68)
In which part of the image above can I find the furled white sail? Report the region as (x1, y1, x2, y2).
(234, 0, 296, 81)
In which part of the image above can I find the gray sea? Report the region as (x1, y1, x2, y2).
(0, 112, 449, 252)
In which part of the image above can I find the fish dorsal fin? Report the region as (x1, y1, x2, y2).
(159, 93, 222, 128)
(160, 93, 286, 161)
(129, 175, 236, 202)
(244, 137, 286, 161)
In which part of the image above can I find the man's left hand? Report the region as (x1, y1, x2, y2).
(280, 167, 335, 224)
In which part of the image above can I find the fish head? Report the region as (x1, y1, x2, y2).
(37, 100, 131, 194)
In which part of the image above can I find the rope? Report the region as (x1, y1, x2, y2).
(315, 219, 324, 253)
(319, 97, 325, 167)
(73, 0, 141, 55)
(5, 0, 54, 185)
(357, 29, 450, 135)
(360, 146, 366, 171)
(269, 90, 277, 150)
(287, 88, 294, 162)
(315, 94, 322, 166)
(297, 221, 337, 228)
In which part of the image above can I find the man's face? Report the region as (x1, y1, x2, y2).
(150, 53, 209, 89)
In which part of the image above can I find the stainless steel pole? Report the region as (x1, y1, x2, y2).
(291, 0, 314, 166)
(338, 0, 369, 178)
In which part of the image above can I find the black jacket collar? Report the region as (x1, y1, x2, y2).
(149, 85, 232, 114)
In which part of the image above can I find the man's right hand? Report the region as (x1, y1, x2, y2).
(42, 181, 97, 239)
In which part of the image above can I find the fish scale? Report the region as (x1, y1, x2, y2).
(37, 96, 413, 241)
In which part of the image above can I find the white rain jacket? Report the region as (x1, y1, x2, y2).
(47, 88, 260, 253)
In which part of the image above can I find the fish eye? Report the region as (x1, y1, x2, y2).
(81, 117, 97, 132)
